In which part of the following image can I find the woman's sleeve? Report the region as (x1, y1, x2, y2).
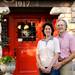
(36, 41, 42, 68)
(36, 41, 40, 55)
(54, 38, 60, 53)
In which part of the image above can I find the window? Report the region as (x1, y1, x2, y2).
(17, 22, 36, 41)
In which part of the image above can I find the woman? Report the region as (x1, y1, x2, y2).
(36, 23, 60, 75)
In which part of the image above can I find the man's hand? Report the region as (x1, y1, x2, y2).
(53, 62, 62, 69)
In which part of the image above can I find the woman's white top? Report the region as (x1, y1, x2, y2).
(37, 37, 60, 67)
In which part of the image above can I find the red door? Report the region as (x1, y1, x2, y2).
(8, 13, 47, 75)
(3, 12, 58, 75)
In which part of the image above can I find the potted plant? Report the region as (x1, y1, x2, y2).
(0, 56, 15, 74)
(0, 56, 15, 64)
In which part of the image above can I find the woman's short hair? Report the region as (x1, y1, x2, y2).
(42, 23, 54, 36)
(57, 19, 67, 30)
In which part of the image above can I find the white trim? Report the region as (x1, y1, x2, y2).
(3, 0, 15, 3)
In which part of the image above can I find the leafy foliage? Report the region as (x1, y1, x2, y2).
(0, 56, 15, 64)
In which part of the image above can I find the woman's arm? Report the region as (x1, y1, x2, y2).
(36, 53, 42, 68)
(36, 52, 47, 73)
(48, 53, 60, 69)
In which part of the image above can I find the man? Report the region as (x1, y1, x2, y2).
(54, 19, 75, 75)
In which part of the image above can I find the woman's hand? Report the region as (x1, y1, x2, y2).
(40, 66, 47, 73)
(40, 66, 51, 73)
(45, 67, 52, 73)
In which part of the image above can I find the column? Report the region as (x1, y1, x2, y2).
(0, 7, 10, 57)
(0, 15, 2, 57)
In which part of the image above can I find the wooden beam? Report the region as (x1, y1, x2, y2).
(0, 0, 73, 7)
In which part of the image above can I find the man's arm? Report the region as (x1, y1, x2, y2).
(53, 52, 75, 69)
(61, 52, 75, 66)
